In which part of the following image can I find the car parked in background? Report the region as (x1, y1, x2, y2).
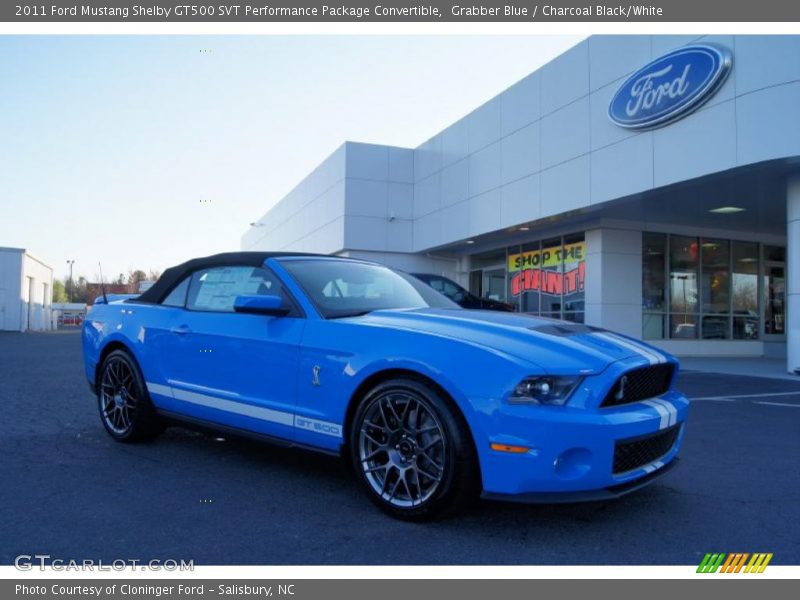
(59, 313, 84, 327)
(410, 273, 515, 312)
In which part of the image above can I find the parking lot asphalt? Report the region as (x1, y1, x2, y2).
(1, 330, 798, 565)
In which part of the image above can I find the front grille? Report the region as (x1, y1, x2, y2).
(601, 363, 675, 408)
(613, 425, 681, 474)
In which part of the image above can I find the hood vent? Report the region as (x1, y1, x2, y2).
(530, 323, 603, 337)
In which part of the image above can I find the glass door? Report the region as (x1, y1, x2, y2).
(469, 270, 482, 298)
(763, 262, 786, 337)
(481, 267, 507, 302)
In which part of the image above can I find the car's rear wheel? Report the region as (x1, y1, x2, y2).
(97, 349, 163, 442)
(350, 378, 479, 521)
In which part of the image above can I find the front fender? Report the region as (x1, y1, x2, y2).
(82, 326, 135, 388)
(295, 319, 538, 456)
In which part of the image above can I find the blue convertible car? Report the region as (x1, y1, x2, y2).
(82, 252, 689, 520)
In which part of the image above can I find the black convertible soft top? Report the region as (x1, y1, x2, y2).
(134, 251, 329, 304)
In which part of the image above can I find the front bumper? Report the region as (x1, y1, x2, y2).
(482, 457, 679, 504)
(473, 388, 689, 498)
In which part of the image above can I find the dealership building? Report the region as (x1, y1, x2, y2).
(242, 35, 798, 373)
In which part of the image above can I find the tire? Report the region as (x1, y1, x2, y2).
(97, 349, 164, 442)
(349, 378, 480, 521)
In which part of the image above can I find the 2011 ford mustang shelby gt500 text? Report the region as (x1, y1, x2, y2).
(82, 252, 689, 520)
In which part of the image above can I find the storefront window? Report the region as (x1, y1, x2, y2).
(643, 234, 779, 341)
(765, 245, 786, 262)
(507, 233, 585, 323)
(732, 242, 759, 340)
(700, 239, 730, 339)
(540, 237, 563, 318)
(669, 235, 699, 339)
(518, 241, 540, 313)
(764, 265, 786, 335)
(482, 268, 506, 302)
(469, 248, 508, 304)
(763, 245, 786, 335)
(642, 232, 667, 339)
(504, 245, 520, 309)
(562, 233, 585, 323)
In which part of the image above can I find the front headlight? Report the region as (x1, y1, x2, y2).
(508, 376, 582, 406)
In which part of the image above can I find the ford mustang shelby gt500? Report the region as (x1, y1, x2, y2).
(83, 252, 689, 520)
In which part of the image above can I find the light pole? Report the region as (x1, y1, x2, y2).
(66, 260, 75, 302)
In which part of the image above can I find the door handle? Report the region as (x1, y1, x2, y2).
(170, 325, 191, 335)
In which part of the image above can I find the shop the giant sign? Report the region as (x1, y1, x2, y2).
(509, 241, 585, 297)
(608, 44, 732, 130)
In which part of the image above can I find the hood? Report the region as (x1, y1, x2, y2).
(354, 308, 671, 375)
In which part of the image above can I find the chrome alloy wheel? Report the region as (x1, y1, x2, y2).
(358, 391, 447, 508)
(99, 356, 138, 435)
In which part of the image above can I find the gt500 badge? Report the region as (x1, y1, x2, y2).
(294, 416, 342, 438)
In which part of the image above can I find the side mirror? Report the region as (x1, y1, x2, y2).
(233, 294, 290, 317)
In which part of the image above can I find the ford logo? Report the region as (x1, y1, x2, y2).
(608, 44, 732, 130)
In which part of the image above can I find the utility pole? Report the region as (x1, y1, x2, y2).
(66, 260, 75, 302)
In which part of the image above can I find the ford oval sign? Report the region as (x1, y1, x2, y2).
(608, 45, 732, 130)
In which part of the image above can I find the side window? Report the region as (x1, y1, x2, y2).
(186, 266, 296, 314)
(430, 278, 460, 300)
(442, 281, 461, 298)
(428, 278, 445, 293)
(161, 277, 190, 307)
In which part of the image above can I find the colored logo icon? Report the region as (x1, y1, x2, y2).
(608, 45, 732, 130)
(697, 552, 773, 573)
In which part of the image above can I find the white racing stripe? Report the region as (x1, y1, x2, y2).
(170, 386, 295, 427)
(594, 332, 677, 427)
(593, 332, 654, 364)
(650, 398, 678, 427)
(642, 399, 671, 429)
(610, 332, 667, 365)
(146, 382, 173, 398)
(642, 460, 665, 474)
(146, 382, 342, 438)
(594, 332, 666, 365)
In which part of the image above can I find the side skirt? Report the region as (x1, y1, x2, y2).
(155, 409, 343, 458)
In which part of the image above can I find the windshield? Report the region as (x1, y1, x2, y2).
(280, 259, 459, 318)
(396, 272, 461, 309)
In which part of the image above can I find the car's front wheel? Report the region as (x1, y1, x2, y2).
(350, 378, 479, 521)
(97, 349, 164, 442)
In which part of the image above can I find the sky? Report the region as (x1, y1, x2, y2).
(0, 35, 582, 282)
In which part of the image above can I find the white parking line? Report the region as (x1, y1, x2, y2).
(691, 397, 737, 402)
(691, 391, 800, 401)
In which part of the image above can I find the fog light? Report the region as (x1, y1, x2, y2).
(553, 447, 592, 479)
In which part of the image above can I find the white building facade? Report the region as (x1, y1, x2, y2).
(243, 35, 798, 373)
(0, 247, 54, 332)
